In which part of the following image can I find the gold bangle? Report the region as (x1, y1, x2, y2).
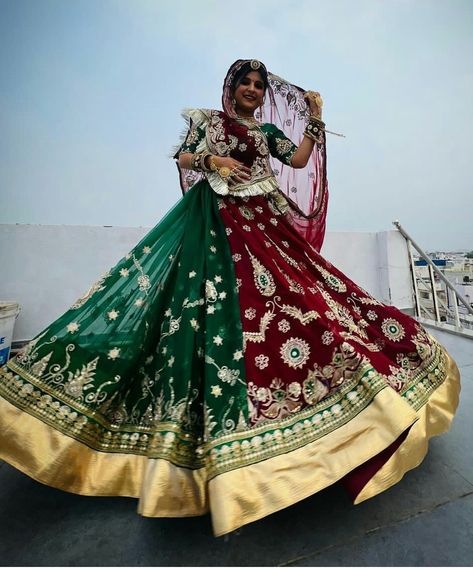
(200, 151, 212, 172)
(209, 156, 218, 172)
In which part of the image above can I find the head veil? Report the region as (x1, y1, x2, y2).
(176, 59, 329, 252)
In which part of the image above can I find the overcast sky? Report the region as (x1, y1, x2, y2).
(1, 0, 472, 251)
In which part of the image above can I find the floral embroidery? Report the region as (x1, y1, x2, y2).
(381, 318, 406, 342)
(255, 354, 269, 369)
(64, 357, 99, 398)
(183, 126, 201, 148)
(278, 319, 291, 333)
(233, 350, 244, 361)
(321, 331, 334, 345)
(320, 288, 367, 339)
(305, 254, 347, 293)
(205, 280, 218, 301)
(247, 377, 302, 422)
(247, 128, 269, 156)
(138, 275, 151, 292)
(280, 337, 311, 369)
(245, 308, 257, 320)
(107, 347, 120, 360)
(239, 206, 255, 220)
(302, 375, 328, 405)
(276, 137, 295, 155)
(211, 385, 223, 397)
(246, 245, 276, 297)
(274, 263, 305, 295)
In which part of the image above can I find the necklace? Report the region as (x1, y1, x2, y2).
(236, 114, 259, 126)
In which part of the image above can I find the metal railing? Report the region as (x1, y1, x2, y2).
(393, 221, 473, 333)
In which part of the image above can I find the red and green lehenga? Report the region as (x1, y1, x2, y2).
(0, 96, 460, 536)
(0, 178, 460, 535)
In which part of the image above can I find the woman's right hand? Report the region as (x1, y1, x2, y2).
(304, 91, 323, 119)
(212, 156, 252, 186)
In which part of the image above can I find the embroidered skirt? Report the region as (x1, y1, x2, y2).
(0, 181, 460, 536)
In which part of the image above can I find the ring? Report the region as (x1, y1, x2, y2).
(218, 166, 231, 179)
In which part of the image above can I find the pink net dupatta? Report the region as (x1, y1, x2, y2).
(255, 72, 329, 253)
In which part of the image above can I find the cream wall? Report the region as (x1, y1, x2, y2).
(0, 225, 414, 342)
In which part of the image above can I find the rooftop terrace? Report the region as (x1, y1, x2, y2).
(0, 224, 471, 566)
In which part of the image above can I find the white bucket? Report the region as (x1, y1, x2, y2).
(0, 301, 21, 365)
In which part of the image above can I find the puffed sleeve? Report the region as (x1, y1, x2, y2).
(177, 124, 206, 155)
(264, 123, 298, 166)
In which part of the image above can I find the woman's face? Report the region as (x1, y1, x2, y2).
(233, 71, 265, 116)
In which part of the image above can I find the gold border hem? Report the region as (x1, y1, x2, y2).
(0, 396, 208, 515)
(0, 348, 460, 536)
(207, 385, 417, 536)
(354, 349, 461, 504)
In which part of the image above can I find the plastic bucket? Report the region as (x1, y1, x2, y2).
(0, 301, 21, 365)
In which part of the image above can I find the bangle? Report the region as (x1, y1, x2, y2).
(304, 116, 325, 144)
(209, 155, 218, 172)
(191, 152, 202, 171)
(205, 155, 231, 179)
(200, 151, 212, 172)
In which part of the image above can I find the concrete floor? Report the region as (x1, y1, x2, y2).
(1, 330, 472, 566)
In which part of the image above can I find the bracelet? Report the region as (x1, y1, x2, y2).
(207, 155, 231, 179)
(190, 151, 212, 172)
(201, 154, 233, 180)
(304, 116, 326, 144)
(209, 155, 218, 172)
(200, 151, 212, 172)
(191, 152, 203, 171)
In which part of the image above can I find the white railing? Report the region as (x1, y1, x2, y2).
(393, 221, 473, 335)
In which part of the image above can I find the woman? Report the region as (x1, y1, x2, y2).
(0, 59, 460, 537)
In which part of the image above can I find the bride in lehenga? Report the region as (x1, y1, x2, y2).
(0, 59, 460, 536)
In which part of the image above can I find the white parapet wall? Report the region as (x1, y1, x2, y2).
(0, 224, 415, 342)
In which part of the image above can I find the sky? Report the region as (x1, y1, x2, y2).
(1, 0, 472, 251)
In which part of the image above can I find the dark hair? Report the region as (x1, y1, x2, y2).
(231, 62, 269, 93)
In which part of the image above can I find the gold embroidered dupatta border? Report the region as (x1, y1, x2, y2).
(0, 349, 459, 536)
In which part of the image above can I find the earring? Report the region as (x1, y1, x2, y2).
(232, 97, 236, 107)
